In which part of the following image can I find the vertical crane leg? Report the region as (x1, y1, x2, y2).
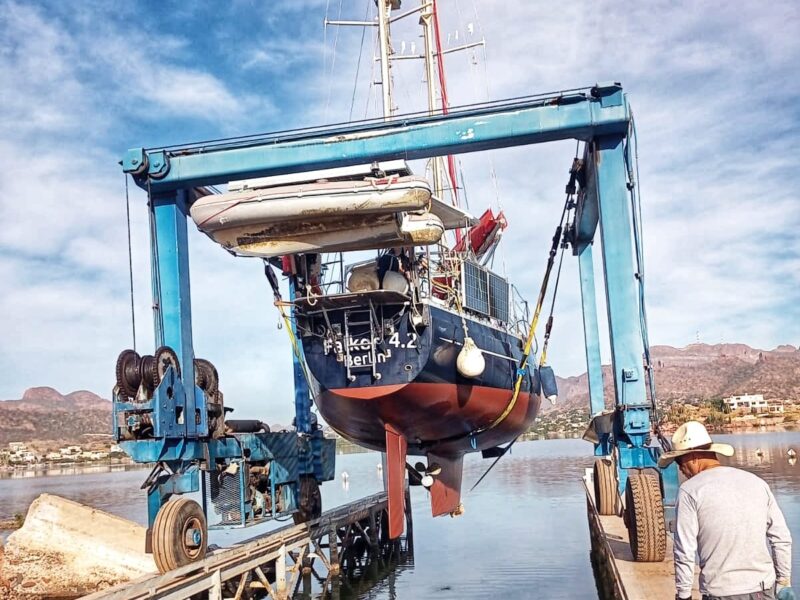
(577, 243, 609, 456)
(593, 134, 666, 562)
(288, 280, 312, 435)
(288, 278, 327, 523)
(150, 190, 206, 439)
(577, 239, 617, 516)
(593, 135, 657, 492)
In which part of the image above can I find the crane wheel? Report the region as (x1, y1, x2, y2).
(624, 469, 666, 562)
(593, 457, 618, 516)
(293, 476, 322, 525)
(152, 497, 207, 573)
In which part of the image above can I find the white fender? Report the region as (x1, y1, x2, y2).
(381, 270, 409, 293)
(347, 264, 380, 292)
(457, 337, 485, 378)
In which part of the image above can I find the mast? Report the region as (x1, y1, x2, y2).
(376, 0, 394, 120)
(327, 0, 482, 199)
(420, 1, 444, 196)
(421, 0, 464, 246)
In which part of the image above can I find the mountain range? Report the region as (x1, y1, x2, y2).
(1, 343, 798, 444)
(0, 387, 110, 445)
(545, 343, 800, 414)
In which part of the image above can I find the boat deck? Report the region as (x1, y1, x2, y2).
(295, 289, 411, 311)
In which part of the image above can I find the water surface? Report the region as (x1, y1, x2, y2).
(1, 432, 797, 599)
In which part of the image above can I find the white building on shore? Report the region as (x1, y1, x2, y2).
(723, 394, 784, 414)
(6, 442, 39, 463)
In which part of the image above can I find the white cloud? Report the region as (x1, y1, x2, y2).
(0, 0, 798, 426)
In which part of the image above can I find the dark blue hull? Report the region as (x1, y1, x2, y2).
(298, 299, 541, 456)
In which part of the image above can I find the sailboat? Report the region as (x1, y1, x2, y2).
(190, 0, 543, 537)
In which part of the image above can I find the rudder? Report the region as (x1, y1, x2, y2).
(384, 424, 407, 538)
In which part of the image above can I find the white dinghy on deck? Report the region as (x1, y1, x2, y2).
(189, 161, 476, 257)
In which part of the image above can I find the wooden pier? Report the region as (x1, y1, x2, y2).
(81, 491, 411, 600)
(585, 470, 700, 600)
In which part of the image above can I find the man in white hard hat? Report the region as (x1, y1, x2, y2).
(658, 421, 793, 600)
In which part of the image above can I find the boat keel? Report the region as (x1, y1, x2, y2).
(384, 424, 407, 538)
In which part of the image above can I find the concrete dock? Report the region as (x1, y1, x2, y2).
(585, 471, 700, 600)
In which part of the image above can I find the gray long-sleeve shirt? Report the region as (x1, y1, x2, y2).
(674, 466, 792, 598)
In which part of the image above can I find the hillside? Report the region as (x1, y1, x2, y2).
(543, 343, 800, 415)
(0, 387, 111, 444)
(1, 343, 798, 444)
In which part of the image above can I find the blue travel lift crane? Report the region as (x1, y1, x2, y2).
(112, 189, 336, 571)
(118, 82, 678, 571)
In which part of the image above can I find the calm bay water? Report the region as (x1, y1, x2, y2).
(1, 432, 798, 599)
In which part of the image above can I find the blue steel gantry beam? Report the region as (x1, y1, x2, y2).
(121, 81, 675, 526)
(123, 85, 629, 192)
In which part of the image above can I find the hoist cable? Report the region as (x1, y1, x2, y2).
(477, 192, 572, 435)
(478, 143, 580, 434)
(469, 151, 580, 492)
(263, 261, 315, 393)
(539, 226, 569, 367)
(468, 219, 568, 493)
(124, 174, 137, 352)
(628, 115, 669, 451)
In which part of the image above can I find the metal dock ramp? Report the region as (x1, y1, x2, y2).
(83, 491, 411, 600)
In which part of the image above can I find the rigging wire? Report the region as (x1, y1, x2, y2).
(323, 0, 344, 122)
(323, 0, 330, 77)
(348, 0, 372, 121)
(124, 174, 137, 352)
(430, 0, 461, 216)
(455, 0, 509, 275)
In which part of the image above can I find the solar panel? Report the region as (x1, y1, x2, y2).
(463, 261, 489, 315)
(488, 271, 510, 322)
(462, 261, 509, 322)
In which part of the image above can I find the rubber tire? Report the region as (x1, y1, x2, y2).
(625, 469, 666, 562)
(593, 457, 618, 516)
(152, 497, 207, 573)
(293, 476, 322, 525)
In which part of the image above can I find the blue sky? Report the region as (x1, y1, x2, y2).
(1, 0, 798, 423)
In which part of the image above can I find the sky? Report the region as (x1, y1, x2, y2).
(0, 0, 798, 423)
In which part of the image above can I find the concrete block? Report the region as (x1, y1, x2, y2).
(0, 494, 156, 598)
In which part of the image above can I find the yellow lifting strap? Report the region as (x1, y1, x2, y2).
(483, 210, 569, 432)
(263, 260, 315, 392)
(275, 301, 315, 390)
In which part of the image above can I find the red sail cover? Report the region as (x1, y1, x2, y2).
(431, 209, 507, 299)
(453, 208, 507, 259)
